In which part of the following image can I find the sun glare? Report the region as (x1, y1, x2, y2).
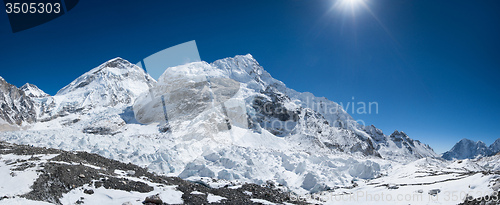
(337, 0, 366, 13)
(344, 0, 364, 6)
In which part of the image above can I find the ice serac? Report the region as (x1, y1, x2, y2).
(133, 61, 245, 135)
(0, 76, 37, 125)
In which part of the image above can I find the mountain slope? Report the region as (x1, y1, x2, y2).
(210, 54, 437, 161)
(20, 83, 49, 98)
(54, 57, 155, 110)
(489, 138, 500, 154)
(0, 76, 37, 126)
(33, 58, 155, 126)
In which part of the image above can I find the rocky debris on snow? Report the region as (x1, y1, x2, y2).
(428, 189, 441, 196)
(143, 194, 163, 205)
(83, 189, 93, 195)
(82, 115, 125, 135)
(0, 141, 307, 204)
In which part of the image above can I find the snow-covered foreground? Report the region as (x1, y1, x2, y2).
(298, 158, 500, 205)
(0, 141, 300, 205)
(1, 123, 388, 195)
(0, 145, 183, 205)
(2, 126, 500, 204)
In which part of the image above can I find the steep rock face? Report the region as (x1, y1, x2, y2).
(211, 55, 358, 131)
(0, 76, 37, 125)
(442, 139, 490, 160)
(363, 128, 438, 161)
(211, 55, 436, 160)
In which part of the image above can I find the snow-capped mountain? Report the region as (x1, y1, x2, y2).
(489, 138, 500, 155)
(2, 54, 500, 205)
(374, 130, 437, 161)
(20, 83, 49, 98)
(442, 138, 500, 160)
(1, 55, 439, 195)
(29, 57, 156, 131)
(210, 54, 437, 161)
(53, 57, 155, 112)
(0, 76, 37, 126)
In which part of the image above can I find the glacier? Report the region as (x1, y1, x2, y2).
(0, 54, 498, 204)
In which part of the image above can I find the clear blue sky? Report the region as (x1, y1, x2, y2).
(1, 0, 499, 153)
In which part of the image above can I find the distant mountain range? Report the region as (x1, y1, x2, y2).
(442, 138, 500, 160)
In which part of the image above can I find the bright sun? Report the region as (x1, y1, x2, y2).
(343, 0, 363, 5)
(338, 0, 366, 11)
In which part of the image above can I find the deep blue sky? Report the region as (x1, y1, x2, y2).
(1, 0, 499, 153)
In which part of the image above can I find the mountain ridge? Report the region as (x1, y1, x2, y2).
(0, 55, 437, 160)
(0, 54, 439, 194)
(442, 138, 500, 160)
(20, 83, 49, 98)
(0, 76, 37, 125)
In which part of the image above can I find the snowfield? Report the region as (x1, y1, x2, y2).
(0, 141, 300, 204)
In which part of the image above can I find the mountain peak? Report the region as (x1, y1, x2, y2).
(86, 57, 139, 76)
(211, 54, 279, 92)
(489, 138, 500, 154)
(390, 130, 407, 137)
(0, 77, 37, 125)
(52, 58, 155, 112)
(20, 83, 49, 98)
(57, 57, 151, 95)
(458, 138, 475, 144)
(442, 138, 491, 160)
(100, 57, 130, 69)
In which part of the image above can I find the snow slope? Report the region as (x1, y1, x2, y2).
(315, 158, 497, 205)
(20, 83, 49, 98)
(476, 152, 500, 171)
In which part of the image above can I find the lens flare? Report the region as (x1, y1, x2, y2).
(340, 0, 365, 10)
